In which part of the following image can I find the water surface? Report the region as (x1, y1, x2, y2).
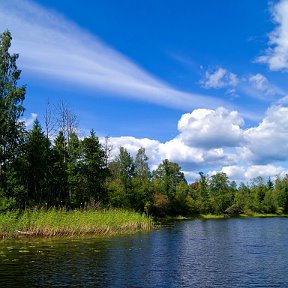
(1, 218, 287, 287)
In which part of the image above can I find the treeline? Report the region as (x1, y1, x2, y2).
(1, 30, 288, 217)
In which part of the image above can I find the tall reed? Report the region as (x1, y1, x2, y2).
(0, 208, 153, 239)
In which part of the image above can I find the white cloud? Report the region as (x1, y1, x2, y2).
(182, 171, 202, 183)
(0, 0, 227, 110)
(103, 136, 161, 166)
(177, 107, 244, 148)
(158, 138, 204, 164)
(200, 67, 238, 89)
(103, 104, 288, 181)
(243, 105, 288, 163)
(221, 165, 288, 182)
(248, 73, 278, 96)
(21, 112, 38, 127)
(257, 0, 288, 71)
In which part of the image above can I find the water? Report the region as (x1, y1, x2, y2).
(1, 217, 288, 287)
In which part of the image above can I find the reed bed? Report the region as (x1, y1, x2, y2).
(0, 208, 153, 239)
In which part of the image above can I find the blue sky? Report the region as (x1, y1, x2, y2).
(1, 0, 288, 182)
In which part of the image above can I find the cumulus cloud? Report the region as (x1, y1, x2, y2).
(243, 105, 288, 163)
(177, 107, 244, 148)
(103, 104, 288, 181)
(257, 0, 288, 71)
(221, 165, 288, 182)
(200, 67, 238, 89)
(0, 0, 227, 110)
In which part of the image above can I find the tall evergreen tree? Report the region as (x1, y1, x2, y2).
(24, 120, 51, 206)
(66, 132, 81, 206)
(50, 131, 69, 206)
(0, 30, 26, 208)
(79, 130, 109, 205)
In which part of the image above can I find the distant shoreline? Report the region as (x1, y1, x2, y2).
(156, 213, 288, 223)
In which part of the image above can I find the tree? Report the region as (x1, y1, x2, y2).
(198, 172, 210, 213)
(117, 147, 135, 194)
(23, 120, 51, 206)
(103, 136, 113, 167)
(135, 148, 150, 180)
(209, 172, 233, 214)
(56, 99, 78, 146)
(50, 131, 69, 206)
(274, 175, 288, 214)
(250, 176, 268, 213)
(0, 30, 26, 208)
(153, 159, 187, 200)
(66, 132, 81, 206)
(44, 99, 57, 139)
(132, 148, 152, 211)
(107, 147, 135, 208)
(79, 130, 109, 205)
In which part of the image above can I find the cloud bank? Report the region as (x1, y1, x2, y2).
(103, 104, 288, 182)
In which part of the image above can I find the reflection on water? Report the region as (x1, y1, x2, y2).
(1, 218, 288, 287)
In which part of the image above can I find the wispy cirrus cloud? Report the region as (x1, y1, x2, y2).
(0, 0, 228, 111)
(239, 73, 286, 101)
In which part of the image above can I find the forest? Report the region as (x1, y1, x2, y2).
(1, 30, 288, 218)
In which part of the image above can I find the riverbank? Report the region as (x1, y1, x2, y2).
(200, 213, 288, 219)
(157, 213, 288, 223)
(0, 208, 153, 239)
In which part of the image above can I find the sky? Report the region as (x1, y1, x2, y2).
(1, 0, 288, 183)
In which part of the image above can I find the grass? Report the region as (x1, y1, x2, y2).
(200, 214, 226, 219)
(0, 208, 153, 239)
(239, 213, 288, 218)
(200, 213, 288, 219)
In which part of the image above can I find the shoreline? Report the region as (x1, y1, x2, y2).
(156, 213, 288, 223)
(0, 208, 153, 240)
(1, 210, 286, 240)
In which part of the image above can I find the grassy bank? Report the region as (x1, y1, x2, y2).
(238, 213, 288, 218)
(159, 213, 288, 222)
(0, 208, 153, 239)
(200, 213, 288, 219)
(200, 214, 226, 219)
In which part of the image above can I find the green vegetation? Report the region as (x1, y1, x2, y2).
(1, 30, 288, 239)
(0, 208, 152, 239)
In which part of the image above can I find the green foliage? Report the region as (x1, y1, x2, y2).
(153, 159, 186, 201)
(50, 131, 69, 206)
(79, 130, 109, 204)
(0, 30, 26, 204)
(23, 120, 51, 206)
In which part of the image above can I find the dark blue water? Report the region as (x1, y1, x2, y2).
(1, 218, 288, 287)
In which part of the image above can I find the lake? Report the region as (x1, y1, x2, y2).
(0, 217, 288, 287)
